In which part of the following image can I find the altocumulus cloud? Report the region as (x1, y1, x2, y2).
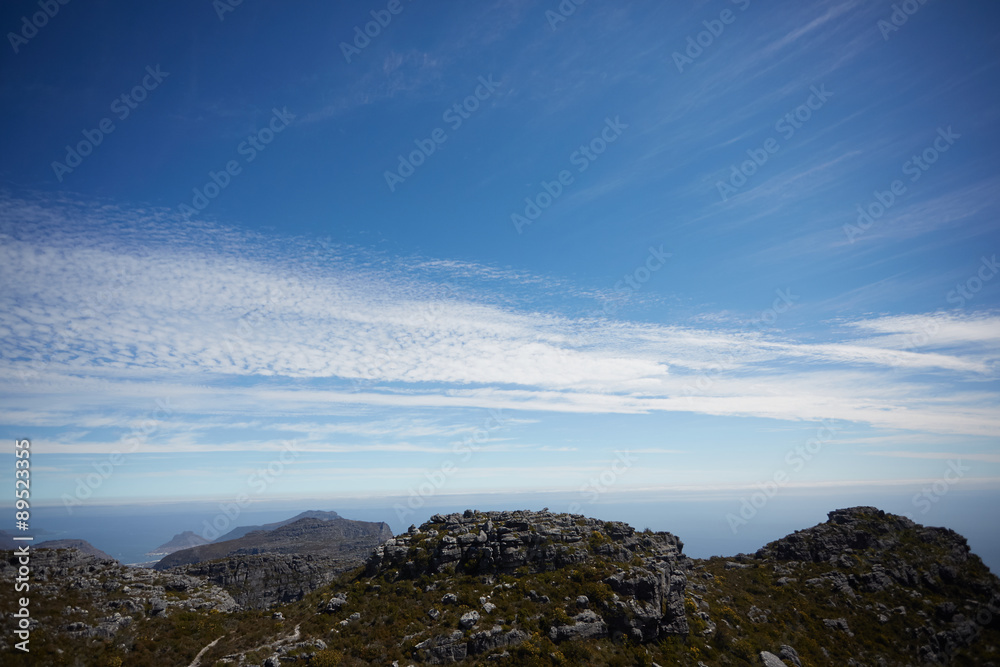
(1, 194, 999, 459)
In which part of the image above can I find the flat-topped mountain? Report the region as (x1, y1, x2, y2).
(154, 516, 392, 570)
(213, 509, 344, 543)
(2, 506, 998, 666)
(144, 530, 209, 557)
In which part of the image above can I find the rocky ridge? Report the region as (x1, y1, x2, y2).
(360, 508, 688, 661)
(2, 506, 999, 666)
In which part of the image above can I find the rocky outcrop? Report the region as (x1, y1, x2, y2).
(364, 508, 689, 655)
(702, 506, 1000, 666)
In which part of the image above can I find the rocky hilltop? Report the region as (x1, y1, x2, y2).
(1, 506, 998, 666)
(364, 508, 688, 658)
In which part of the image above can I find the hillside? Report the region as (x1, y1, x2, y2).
(1, 507, 998, 666)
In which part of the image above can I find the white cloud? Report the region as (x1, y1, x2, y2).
(2, 195, 999, 457)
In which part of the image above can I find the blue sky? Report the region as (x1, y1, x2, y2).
(1, 0, 999, 518)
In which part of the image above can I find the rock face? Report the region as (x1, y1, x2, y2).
(182, 552, 356, 609)
(364, 508, 689, 656)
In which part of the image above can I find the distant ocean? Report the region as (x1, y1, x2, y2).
(19, 489, 1000, 575)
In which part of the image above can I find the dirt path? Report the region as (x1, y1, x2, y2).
(188, 622, 301, 666)
(187, 635, 224, 667)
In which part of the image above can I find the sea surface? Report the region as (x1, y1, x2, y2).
(19, 489, 1000, 574)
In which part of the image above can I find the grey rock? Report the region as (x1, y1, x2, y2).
(459, 610, 480, 629)
(822, 617, 853, 636)
(778, 644, 803, 667)
(760, 651, 788, 667)
(549, 610, 608, 642)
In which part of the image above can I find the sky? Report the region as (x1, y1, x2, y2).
(1, 0, 999, 534)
